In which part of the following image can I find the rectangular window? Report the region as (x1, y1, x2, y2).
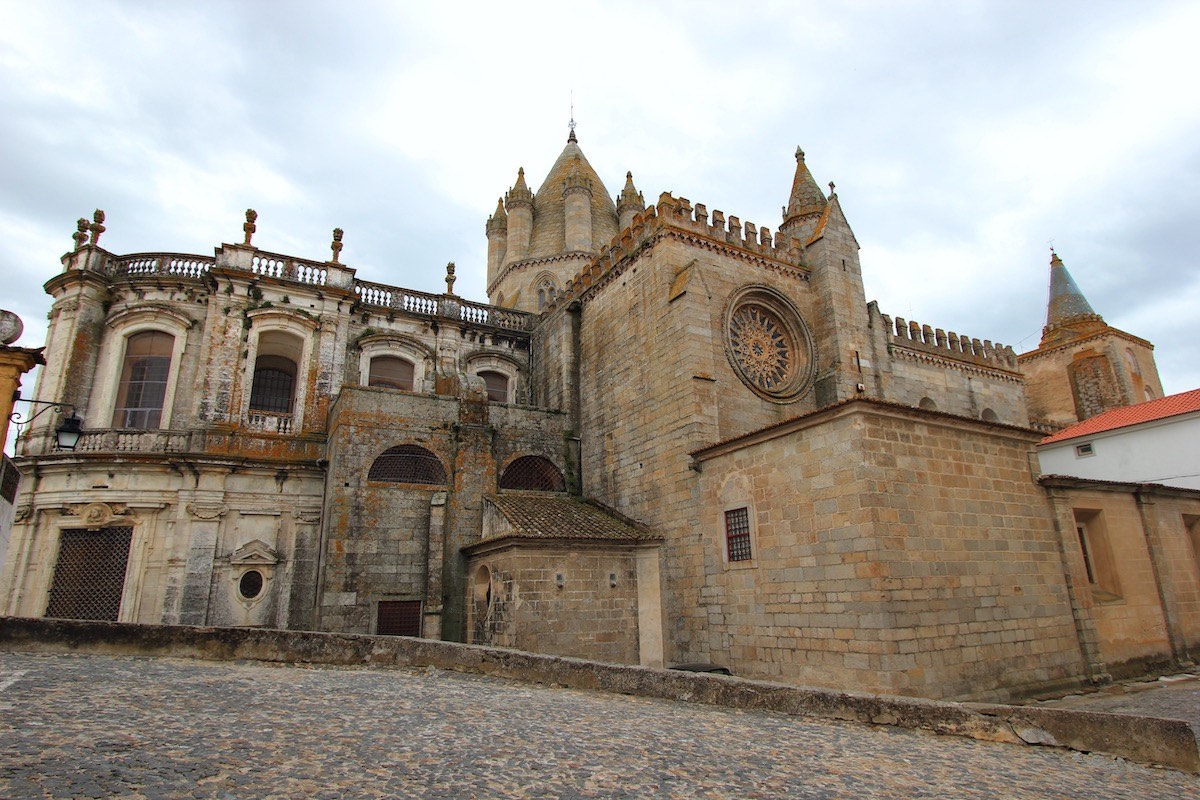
(725, 507, 752, 562)
(1073, 509, 1121, 599)
(112, 331, 173, 429)
(1075, 442, 1094, 457)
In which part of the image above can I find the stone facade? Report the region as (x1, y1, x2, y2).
(3, 133, 1196, 701)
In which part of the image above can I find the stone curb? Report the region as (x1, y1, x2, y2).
(2, 617, 1196, 773)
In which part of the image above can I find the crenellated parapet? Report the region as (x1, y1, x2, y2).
(882, 311, 1019, 371)
(538, 192, 810, 316)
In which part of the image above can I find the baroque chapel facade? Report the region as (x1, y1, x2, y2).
(4, 130, 1199, 701)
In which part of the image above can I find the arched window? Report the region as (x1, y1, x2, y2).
(499, 455, 566, 491)
(478, 370, 510, 403)
(250, 331, 301, 414)
(918, 397, 938, 411)
(369, 356, 415, 391)
(980, 408, 1000, 423)
(112, 331, 174, 429)
(536, 276, 558, 311)
(368, 445, 447, 484)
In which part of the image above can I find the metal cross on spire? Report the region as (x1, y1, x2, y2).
(568, 91, 577, 142)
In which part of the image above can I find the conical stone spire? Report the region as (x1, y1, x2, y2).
(1046, 250, 1097, 325)
(486, 197, 507, 235)
(1040, 249, 1106, 347)
(783, 148, 827, 222)
(616, 171, 645, 231)
(506, 167, 534, 208)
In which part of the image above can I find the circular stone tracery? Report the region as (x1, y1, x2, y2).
(724, 287, 815, 402)
(730, 305, 792, 391)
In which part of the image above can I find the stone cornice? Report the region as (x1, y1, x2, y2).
(1018, 327, 1154, 363)
(890, 345, 1024, 382)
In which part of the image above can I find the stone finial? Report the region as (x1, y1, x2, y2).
(72, 218, 89, 250)
(445, 261, 456, 295)
(88, 209, 106, 246)
(243, 209, 258, 246)
(829, 181, 836, 195)
(795, 146, 805, 162)
(330, 227, 344, 263)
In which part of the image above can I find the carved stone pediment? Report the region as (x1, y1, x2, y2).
(230, 539, 281, 566)
(187, 503, 228, 520)
(65, 502, 129, 528)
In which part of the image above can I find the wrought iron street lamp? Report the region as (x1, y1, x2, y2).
(9, 393, 84, 451)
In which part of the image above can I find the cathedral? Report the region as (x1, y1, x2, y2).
(3, 128, 1198, 702)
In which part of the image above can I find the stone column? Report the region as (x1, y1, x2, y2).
(424, 491, 446, 640)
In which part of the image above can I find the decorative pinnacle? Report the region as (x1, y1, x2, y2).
(330, 227, 344, 263)
(829, 181, 836, 194)
(795, 146, 805, 162)
(568, 93, 577, 143)
(445, 261, 457, 295)
(243, 209, 258, 246)
(72, 218, 89, 250)
(88, 209, 106, 246)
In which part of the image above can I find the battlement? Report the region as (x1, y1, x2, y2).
(882, 311, 1018, 371)
(653, 192, 804, 262)
(539, 192, 807, 315)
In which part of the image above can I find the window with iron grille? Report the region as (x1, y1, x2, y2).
(112, 331, 173, 428)
(377, 600, 422, 637)
(499, 455, 565, 492)
(368, 445, 447, 484)
(45, 527, 133, 621)
(369, 356, 415, 391)
(249, 355, 297, 413)
(725, 507, 752, 562)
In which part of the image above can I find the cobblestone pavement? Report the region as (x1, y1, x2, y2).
(1, 652, 1197, 799)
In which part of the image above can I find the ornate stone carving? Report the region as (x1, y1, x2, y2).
(243, 209, 258, 245)
(295, 508, 322, 523)
(65, 502, 128, 528)
(724, 286, 815, 403)
(186, 503, 228, 520)
(72, 218, 89, 250)
(330, 227, 343, 263)
(88, 209, 105, 246)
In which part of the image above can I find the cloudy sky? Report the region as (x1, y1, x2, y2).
(3, 0, 1198, 411)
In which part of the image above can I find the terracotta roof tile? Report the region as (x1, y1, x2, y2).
(1040, 388, 1200, 444)
(483, 494, 656, 542)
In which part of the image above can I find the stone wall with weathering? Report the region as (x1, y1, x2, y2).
(692, 401, 1088, 701)
(466, 541, 641, 663)
(318, 386, 569, 639)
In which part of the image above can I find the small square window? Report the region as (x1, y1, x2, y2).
(725, 508, 752, 562)
(1075, 442, 1094, 458)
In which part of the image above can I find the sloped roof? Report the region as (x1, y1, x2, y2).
(483, 494, 656, 542)
(1041, 388, 1200, 444)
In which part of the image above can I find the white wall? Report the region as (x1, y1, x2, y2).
(1037, 412, 1200, 490)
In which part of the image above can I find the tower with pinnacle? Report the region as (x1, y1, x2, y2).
(1019, 250, 1163, 428)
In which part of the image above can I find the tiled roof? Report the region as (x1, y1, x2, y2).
(1041, 388, 1200, 444)
(483, 494, 656, 542)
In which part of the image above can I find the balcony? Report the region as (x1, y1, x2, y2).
(21, 426, 324, 463)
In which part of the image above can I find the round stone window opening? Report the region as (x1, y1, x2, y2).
(724, 286, 815, 402)
(239, 569, 265, 600)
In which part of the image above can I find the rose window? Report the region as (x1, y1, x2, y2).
(730, 305, 792, 391)
(724, 287, 815, 402)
